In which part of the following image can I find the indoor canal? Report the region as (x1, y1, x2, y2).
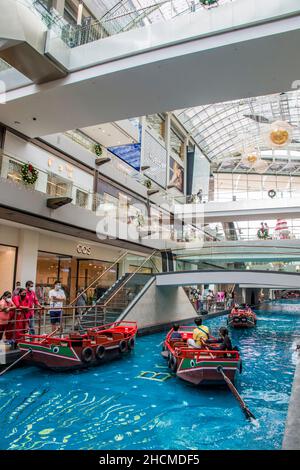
(0, 300, 299, 450)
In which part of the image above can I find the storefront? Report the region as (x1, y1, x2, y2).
(0, 221, 153, 305)
(0, 244, 17, 294)
(35, 252, 119, 304)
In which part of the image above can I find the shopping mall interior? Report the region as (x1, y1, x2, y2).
(0, 0, 300, 454)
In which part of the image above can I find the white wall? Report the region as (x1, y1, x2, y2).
(0, 247, 16, 293)
(3, 131, 94, 198)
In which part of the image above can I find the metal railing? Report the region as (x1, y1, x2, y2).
(1, 304, 99, 344)
(203, 223, 300, 242)
(81, 250, 160, 327)
(171, 188, 300, 205)
(29, 0, 236, 48)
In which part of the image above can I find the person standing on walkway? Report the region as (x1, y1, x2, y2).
(49, 281, 66, 333)
(12, 281, 21, 298)
(25, 281, 42, 335)
(13, 288, 30, 339)
(0, 291, 16, 341)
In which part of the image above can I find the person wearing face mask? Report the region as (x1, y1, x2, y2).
(25, 281, 42, 335)
(48, 281, 66, 333)
(0, 291, 16, 341)
(13, 288, 30, 339)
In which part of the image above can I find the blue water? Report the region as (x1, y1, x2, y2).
(0, 301, 299, 450)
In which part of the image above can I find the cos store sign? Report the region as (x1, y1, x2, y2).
(76, 244, 91, 255)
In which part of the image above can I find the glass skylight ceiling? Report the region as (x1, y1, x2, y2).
(176, 90, 300, 167)
(93, 0, 235, 35)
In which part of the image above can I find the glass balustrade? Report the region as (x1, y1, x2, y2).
(24, 0, 237, 49)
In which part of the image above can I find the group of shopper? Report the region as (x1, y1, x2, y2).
(0, 280, 68, 341)
(190, 288, 235, 313)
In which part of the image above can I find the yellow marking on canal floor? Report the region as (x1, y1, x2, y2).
(136, 371, 172, 382)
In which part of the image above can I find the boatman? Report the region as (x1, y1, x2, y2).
(187, 318, 210, 349)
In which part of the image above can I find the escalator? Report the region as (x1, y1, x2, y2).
(80, 250, 159, 327)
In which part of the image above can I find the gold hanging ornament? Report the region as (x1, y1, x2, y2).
(268, 120, 292, 148)
(241, 150, 260, 167)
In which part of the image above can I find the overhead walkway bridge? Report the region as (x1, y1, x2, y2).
(155, 269, 300, 290)
(1, 0, 300, 136)
(91, 249, 300, 330)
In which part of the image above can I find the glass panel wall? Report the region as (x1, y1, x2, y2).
(47, 174, 72, 197)
(36, 252, 72, 304)
(77, 260, 118, 303)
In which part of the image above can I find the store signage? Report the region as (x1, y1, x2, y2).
(76, 244, 91, 255)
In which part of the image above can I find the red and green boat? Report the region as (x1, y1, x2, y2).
(17, 321, 137, 371)
(162, 326, 241, 385)
(228, 306, 257, 329)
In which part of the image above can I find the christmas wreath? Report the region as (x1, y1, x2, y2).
(200, 0, 218, 6)
(21, 163, 39, 185)
(257, 228, 269, 240)
(94, 144, 103, 157)
(144, 179, 152, 189)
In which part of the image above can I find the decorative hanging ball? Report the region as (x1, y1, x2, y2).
(241, 150, 259, 167)
(21, 163, 39, 185)
(268, 120, 292, 148)
(253, 159, 269, 174)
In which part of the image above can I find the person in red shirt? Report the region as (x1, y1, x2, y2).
(0, 291, 16, 341)
(13, 288, 30, 339)
(24, 281, 42, 335)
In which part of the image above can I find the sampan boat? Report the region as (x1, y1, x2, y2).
(162, 326, 241, 385)
(17, 321, 137, 371)
(228, 306, 257, 329)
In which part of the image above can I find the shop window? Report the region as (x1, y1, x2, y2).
(47, 174, 72, 198)
(77, 260, 117, 304)
(76, 188, 89, 209)
(0, 245, 17, 294)
(36, 252, 72, 304)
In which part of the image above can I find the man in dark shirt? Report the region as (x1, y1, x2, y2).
(206, 327, 232, 351)
(170, 324, 182, 340)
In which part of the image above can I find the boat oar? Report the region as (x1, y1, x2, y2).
(0, 350, 32, 377)
(0, 328, 60, 377)
(217, 365, 256, 421)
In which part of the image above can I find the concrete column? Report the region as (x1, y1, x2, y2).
(183, 135, 189, 195)
(242, 288, 246, 303)
(52, 0, 65, 16)
(165, 113, 171, 185)
(16, 229, 39, 286)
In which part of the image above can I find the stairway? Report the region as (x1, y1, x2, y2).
(80, 273, 152, 328)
